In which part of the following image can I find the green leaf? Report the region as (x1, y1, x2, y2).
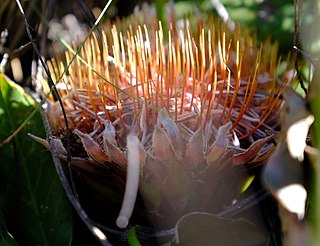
(0, 210, 19, 246)
(128, 227, 142, 246)
(174, 212, 267, 246)
(240, 175, 255, 193)
(0, 73, 72, 245)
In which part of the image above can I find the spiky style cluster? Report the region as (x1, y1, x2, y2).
(44, 6, 289, 230)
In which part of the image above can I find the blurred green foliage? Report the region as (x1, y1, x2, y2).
(167, 0, 295, 54)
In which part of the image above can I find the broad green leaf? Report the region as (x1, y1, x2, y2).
(174, 212, 267, 246)
(0, 73, 72, 245)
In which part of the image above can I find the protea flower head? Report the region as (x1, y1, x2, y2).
(38, 4, 290, 242)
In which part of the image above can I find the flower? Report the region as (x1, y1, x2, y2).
(41, 4, 288, 240)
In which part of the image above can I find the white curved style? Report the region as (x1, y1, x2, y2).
(116, 135, 141, 228)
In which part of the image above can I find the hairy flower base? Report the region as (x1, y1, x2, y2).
(40, 4, 289, 236)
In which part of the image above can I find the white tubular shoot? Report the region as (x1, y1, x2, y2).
(116, 135, 140, 228)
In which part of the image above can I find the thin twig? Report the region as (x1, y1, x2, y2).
(40, 106, 112, 246)
(293, 46, 316, 66)
(294, 0, 308, 94)
(14, 1, 113, 245)
(15, 0, 71, 163)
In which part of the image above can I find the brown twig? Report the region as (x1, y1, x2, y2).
(294, 0, 308, 94)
